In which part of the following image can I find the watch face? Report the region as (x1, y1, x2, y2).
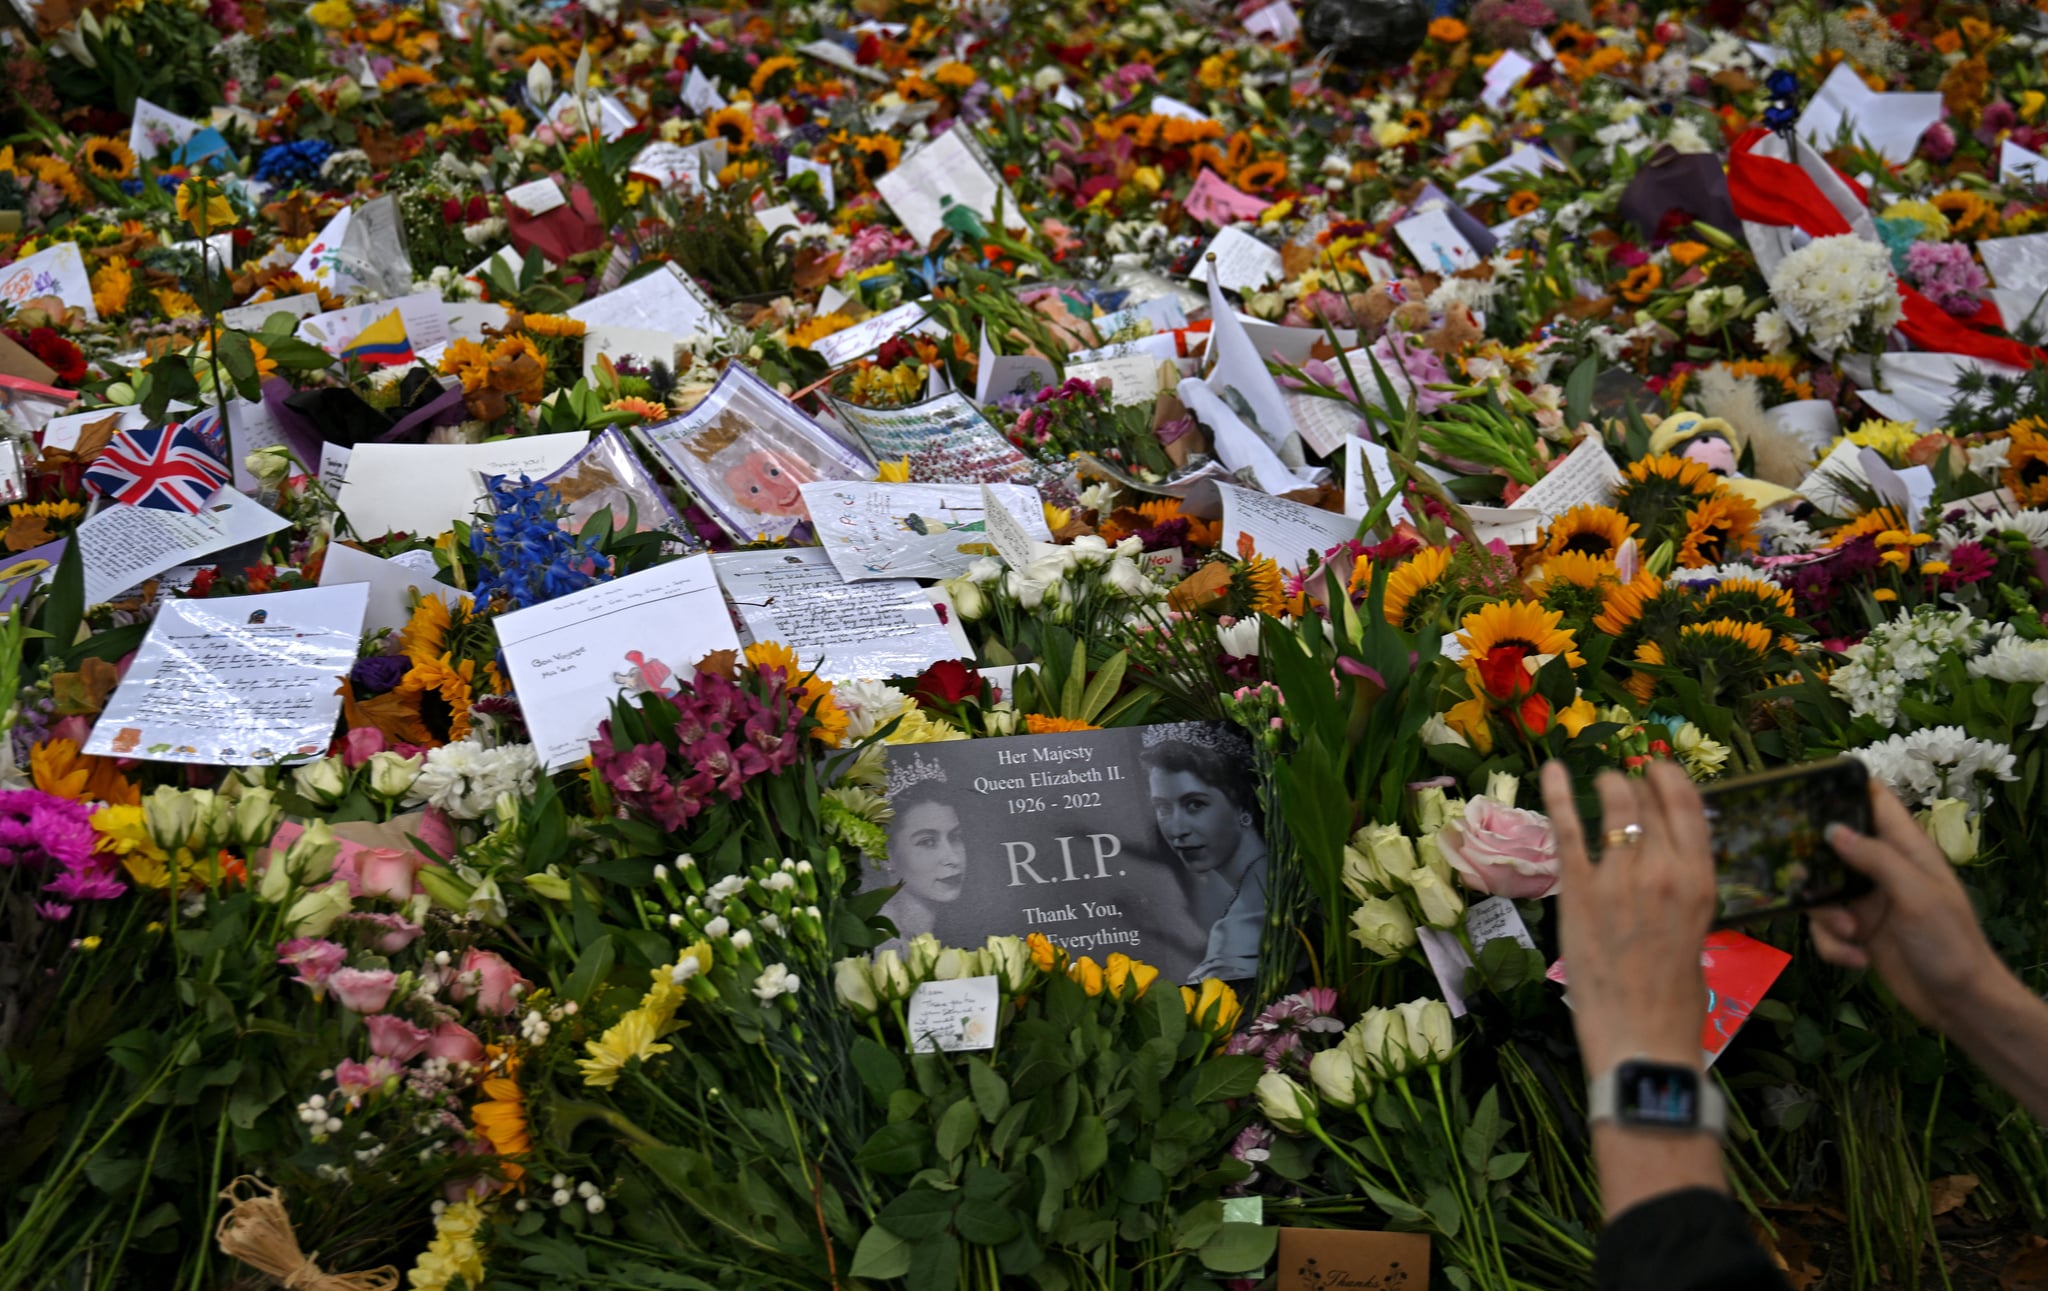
(1616, 1060, 1701, 1129)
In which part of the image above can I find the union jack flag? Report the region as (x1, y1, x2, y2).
(83, 420, 231, 514)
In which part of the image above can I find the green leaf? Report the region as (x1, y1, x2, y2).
(847, 1229, 913, 1278)
(1071, 1114, 1108, 1180)
(955, 1198, 1022, 1246)
(1486, 1151, 1529, 1181)
(909, 1231, 962, 1291)
(855, 1121, 927, 1175)
(1060, 636, 1087, 718)
(969, 1057, 1011, 1124)
(1197, 1222, 1277, 1274)
(852, 1035, 906, 1105)
(32, 536, 85, 669)
(878, 1188, 957, 1241)
(563, 934, 615, 1003)
(1076, 651, 1128, 724)
(1190, 1054, 1263, 1104)
(936, 1096, 981, 1161)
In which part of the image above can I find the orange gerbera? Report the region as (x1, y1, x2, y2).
(472, 1069, 530, 1180)
(1025, 714, 1099, 734)
(1504, 190, 1541, 217)
(31, 739, 140, 806)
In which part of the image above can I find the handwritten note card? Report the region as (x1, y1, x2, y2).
(712, 548, 961, 682)
(1217, 480, 1356, 572)
(810, 300, 947, 368)
(1509, 435, 1622, 521)
(568, 264, 731, 341)
(337, 433, 590, 539)
(85, 585, 368, 766)
(905, 974, 1001, 1053)
(495, 554, 740, 771)
(874, 128, 1030, 247)
(801, 480, 1050, 582)
(1190, 227, 1285, 294)
(77, 489, 291, 607)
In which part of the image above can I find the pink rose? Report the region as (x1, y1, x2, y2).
(329, 967, 399, 1015)
(1438, 799, 1561, 899)
(334, 1055, 401, 1099)
(366, 1014, 433, 1062)
(341, 726, 388, 768)
(340, 848, 430, 902)
(342, 911, 424, 954)
(424, 1020, 485, 1065)
(448, 948, 528, 1017)
(277, 937, 348, 994)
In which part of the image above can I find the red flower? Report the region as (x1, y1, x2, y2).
(910, 659, 983, 708)
(1473, 645, 1532, 703)
(10, 328, 86, 386)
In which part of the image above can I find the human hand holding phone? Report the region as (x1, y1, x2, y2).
(1811, 779, 2004, 1027)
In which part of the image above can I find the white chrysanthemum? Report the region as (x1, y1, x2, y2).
(1752, 310, 1793, 354)
(1766, 234, 1903, 356)
(836, 679, 908, 741)
(405, 741, 539, 819)
(1849, 726, 2016, 810)
(1755, 509, 1825, 553)
(1969, 636, 2048, 730)
(1970, 508, 2048, 548)
(1967, 439, 2013, 474)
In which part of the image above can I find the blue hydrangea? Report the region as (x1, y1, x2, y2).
(254, 140, 335, 185)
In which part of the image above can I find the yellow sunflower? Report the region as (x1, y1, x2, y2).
(707, 105, 756, 151)
(1700, 577, 1797, 622)
(749, 55, 802, 98)
(79, 136, 136, 181)
(1625, 640, 1664, 704)
(1456, 599, 1585, 667)
(2002, 417, 2048, 506)
(1529, 550, 1619, 622)
(853, 133, 902, 180)
(1541, 504, 1637, 561)
(1592, 571, 1667, 638)
(1380, 545, 1453, 629)
(1676, 494, 1761, 568)
(397, 654, 479, 744)
(1241, 556, 1287, 617)
(789, 311, 853, 348)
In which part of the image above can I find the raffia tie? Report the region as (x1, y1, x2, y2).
(214, 1176, 400, 1291)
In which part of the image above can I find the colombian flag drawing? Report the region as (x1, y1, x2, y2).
(341, 308, 415, 366)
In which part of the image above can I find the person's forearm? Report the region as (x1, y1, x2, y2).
(1947, 968, 2048, 1123)
(1592, 1123, 1728, 1219)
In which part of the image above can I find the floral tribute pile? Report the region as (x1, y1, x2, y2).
(5, 0, 2048, 1286)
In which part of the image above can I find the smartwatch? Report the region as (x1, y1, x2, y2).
(1587, 1057, 1726, 1138)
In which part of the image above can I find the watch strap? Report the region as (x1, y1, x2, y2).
(1587, 1060, 1726, 1137)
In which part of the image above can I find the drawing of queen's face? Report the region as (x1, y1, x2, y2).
(724, 450, 814, 516)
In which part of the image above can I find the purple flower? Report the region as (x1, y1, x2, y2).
(351, 655, 409, 696)
(36, 901, 73, 922)
(1920, 121, 1957, 163)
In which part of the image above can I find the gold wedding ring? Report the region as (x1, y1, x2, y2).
(1603, 823, 1645, 848)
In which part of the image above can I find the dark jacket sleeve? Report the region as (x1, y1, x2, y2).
(1595, 1187, 1790, 1291)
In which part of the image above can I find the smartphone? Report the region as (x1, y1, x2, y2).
(1699, 758, 1874, 924)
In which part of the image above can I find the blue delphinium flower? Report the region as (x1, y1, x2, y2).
(254, 140, 335, 185)
(470, 475, 611, 611)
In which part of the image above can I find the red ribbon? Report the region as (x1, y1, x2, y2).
(1726, 128, 2045, 371)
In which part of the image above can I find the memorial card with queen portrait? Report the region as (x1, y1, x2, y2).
(869, 721, 1269, 984)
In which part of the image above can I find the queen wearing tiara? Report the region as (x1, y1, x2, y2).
(1141, 722, 1266, 982)
(874, 750, 969, 951)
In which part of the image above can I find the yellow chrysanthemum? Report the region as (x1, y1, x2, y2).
(577, 1008, 675, 1088)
